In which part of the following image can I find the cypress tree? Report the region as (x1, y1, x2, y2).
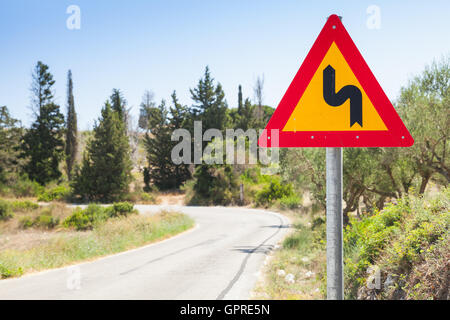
(73, 102, 132, 201)
(65, 70, 78, 181)
(238, 85, 243, 115)
(22, 62, 65, 185)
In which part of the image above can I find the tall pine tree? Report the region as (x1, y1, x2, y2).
(65, 70, 78, 181)
(143, 92, 191, 190)
(110, 89, 127, 122)
(168, 91, 191, 186)
(73, 101, 132, 201)
(138, 90, 156, 130)
(190, 66, 229, 132)
(22, 62, 65, 185)
(0, 106, 24, 183)
(143, 100, 173, 190)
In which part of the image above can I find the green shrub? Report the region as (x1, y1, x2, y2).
(139, 192, 156, 203)
(0, 264, 23, 279)
(278, 194, 302, 210)
(19, 216, 34, 229)
(10, 200, 39, 212)
(37, 185, 71, 202)
(63, 204, 108, 231)
(109, 202, 135, 217)
(240, 167, 261, 184)
(63, 202, 135, 231)
(34, 213, 59, 229)
(11, 178, 43, 197)
(256, 176, 294, 207)
(19, 210, 60, 229)
(0, 199, 13, 220)
(63, 208, 90, 230)
(187, 164, 240, 205)
(343, 188, 450, 299)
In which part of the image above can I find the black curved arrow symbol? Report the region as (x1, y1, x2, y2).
(323, 65, 363, 127)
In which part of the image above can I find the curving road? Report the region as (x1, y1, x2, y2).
(0, 205, 290, 300)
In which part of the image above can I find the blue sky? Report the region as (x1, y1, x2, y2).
(1, 0, 449, 129)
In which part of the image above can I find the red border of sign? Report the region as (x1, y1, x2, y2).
(258, 14, 414, 148)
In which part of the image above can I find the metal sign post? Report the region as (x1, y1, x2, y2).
(326, 147, 344, 299)
(257, 14, 413, 300)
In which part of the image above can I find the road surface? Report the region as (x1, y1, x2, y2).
(0, 205, 290, 300)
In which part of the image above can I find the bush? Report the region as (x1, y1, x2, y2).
(139, 192, 156, 203)
(11, 178, 43, 197)
(343, 188, 450, 299)
(109, 202, 136, 217)
(278, 194, 302, 210)
(10, 200, 39, 212)
(122, 191, 156, 203)
(37, 185, 71, 202)
(187, 164, 240, 206)
(256, 176, 294, 207)
(19, 210, 60, 230)
(34, 213, 60, 229)
(63, 202, 135, 231)
(64, 204, 108, 231)
(0, 264, 23, 279)
(0, 199, 13, 220)
(19, 216, 34, 229)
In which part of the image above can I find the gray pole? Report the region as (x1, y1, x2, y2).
(326, 147, 344, 299)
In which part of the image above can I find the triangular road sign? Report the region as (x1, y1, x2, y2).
(258, 14, 414, 148)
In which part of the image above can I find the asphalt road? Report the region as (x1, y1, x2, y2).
(0, 205, 290, 300)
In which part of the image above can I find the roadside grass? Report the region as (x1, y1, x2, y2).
(344, 188, 449, 300)
(253, 211, 326, 300)
(0, 209, 194, 279)
(256, 188, 449, 300)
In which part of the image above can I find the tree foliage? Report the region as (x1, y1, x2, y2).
(65, 70, 78, 181)
(138, 90, 156, 130)
(143, 92, 191, 190)
(396, 55, 449, 190)
(73, 100, 132, 201)
(0, 106, 24, 183)
(22, 61, 65, 185)
(190, 66, 229, 132)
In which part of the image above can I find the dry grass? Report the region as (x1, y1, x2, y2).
(0, 209, 194, 279)
(252, 212, 326, 300)
(0, 202, 72, 237)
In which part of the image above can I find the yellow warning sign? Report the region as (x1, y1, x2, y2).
(283, 42, 387, 132)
